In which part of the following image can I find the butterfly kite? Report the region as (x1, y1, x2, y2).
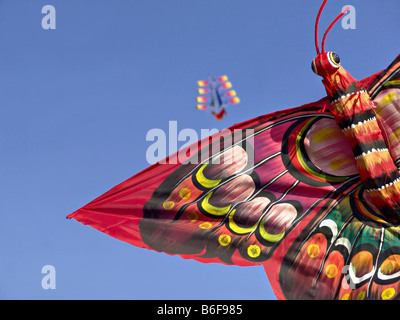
(195, 75, 240, 121)
(68, 1, 400, 300)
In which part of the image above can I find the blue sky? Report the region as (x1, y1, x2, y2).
(1, 0, 399, 299)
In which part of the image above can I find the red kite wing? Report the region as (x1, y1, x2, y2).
(68, 54, 400, 300)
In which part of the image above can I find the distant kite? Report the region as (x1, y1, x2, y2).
(68, 0, 400, 300)
(196, 75, 240, 120)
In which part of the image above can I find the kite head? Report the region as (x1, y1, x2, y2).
(311, 51, 341, 77)
(311, 1, 354, 99)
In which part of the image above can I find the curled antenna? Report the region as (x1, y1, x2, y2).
(314, 0, 328, 55)
(315, 1, 351, 54)
(321, 6, 351, 53)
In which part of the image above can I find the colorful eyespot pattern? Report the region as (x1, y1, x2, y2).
(140, 88, 400, 299)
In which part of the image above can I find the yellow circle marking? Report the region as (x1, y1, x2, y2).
(196, 164, 221, 188)
(356, 291, 366, 300)
(313, 127, 341, 143)
(199, 222, 212, 229)
(259, 216, 285, 243)
(307, 244, 320, 258)
(163, 201, 175, 210)
(186, 211, 198, 222)
(378, 92, 397, 108)
(202, 192, 231, 216)
(341, 294, 351, 300)
(247, 244, 261, 258)
(329, 157, 354, 172)
(381, 288, 396, 300)
(179, 188, 191, 200)
(218, 234, 231, 247)
(325, 264, 338, 279)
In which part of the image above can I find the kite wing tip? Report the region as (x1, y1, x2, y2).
(66, 211, 77, 220)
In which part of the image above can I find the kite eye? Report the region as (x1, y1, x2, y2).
(328, 52, 340, 67)
(311, 60, 318, 74)
(311, 52, 341, 76)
